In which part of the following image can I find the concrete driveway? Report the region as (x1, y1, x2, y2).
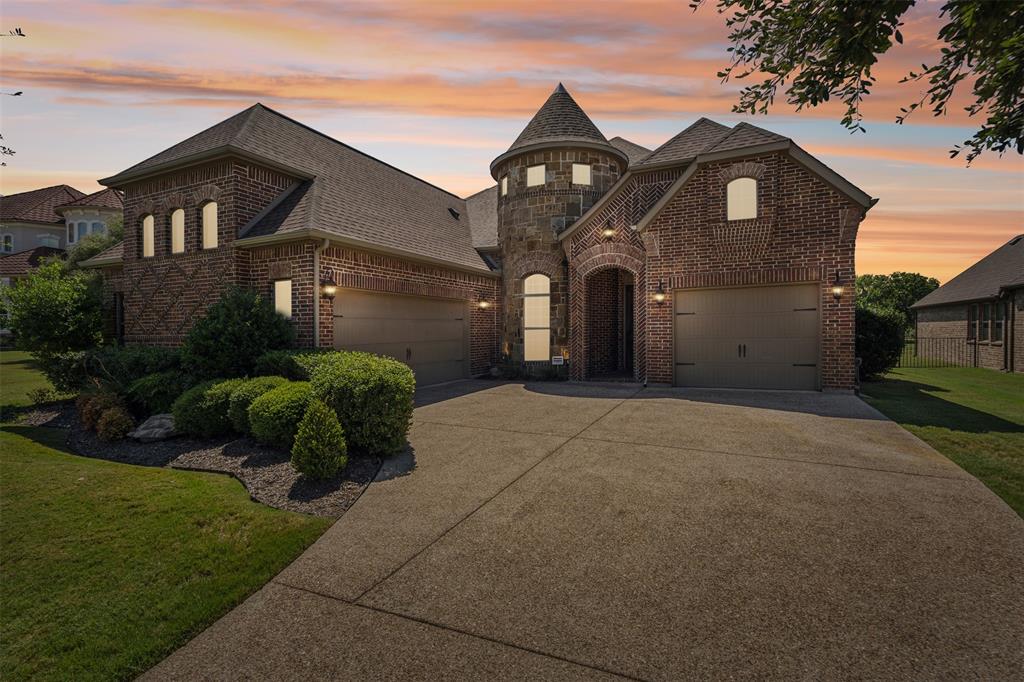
(146, 381, 1024, 680)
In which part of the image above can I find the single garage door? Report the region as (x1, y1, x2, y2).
(333, 289, 469, 386)
(674, 283, 819, 390)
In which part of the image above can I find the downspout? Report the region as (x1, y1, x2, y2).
(312, 238, 330, 348)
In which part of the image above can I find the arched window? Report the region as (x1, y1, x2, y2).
(1, 234, 13, 253)
(726, 177, 757, 221)
(202, 202, 218, 249)
(141, 215, 155, 258)
(170, 208, 185, 254)
(523, 274, 550, 362)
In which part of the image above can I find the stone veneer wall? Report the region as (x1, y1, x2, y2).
(495, 147, 622, 371)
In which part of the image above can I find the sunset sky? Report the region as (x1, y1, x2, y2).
(1, 0, 1021, 282)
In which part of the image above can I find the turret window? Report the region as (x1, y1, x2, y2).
(572, 163, 592, 186)
(726, 177, 757, 221)
(500, 175, 508, 196)
(523, 274, 550, 361)
(527, 164, 546, 187)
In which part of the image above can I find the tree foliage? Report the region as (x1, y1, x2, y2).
(2, 261, 102, 354)
(694, 0, 1024, 163)
(65, 216, 123, 269)
(856, 272, 939, 328)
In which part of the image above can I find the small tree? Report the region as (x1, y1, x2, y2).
(291, 399, 348, 480)
(3, 261, 102, 354)
(856, 272, 939, 329)
(856, 307, 906, 379)
(181, 286, 294, 378)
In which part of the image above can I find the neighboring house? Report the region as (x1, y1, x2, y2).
(82, 84, 874, 390)
(0, 184, 124, 254)
(911, 235, 1023, 373)
(0, 245, 65, 287)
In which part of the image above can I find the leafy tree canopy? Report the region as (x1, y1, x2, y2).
(65, 216, 123, 270)
(694, 0, 1024, 163)
(856, 271, 940, 326)
(2, 260, 103, 354)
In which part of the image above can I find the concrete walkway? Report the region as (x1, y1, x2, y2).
(146, 381, 1024, 680)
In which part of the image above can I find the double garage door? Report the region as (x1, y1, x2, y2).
(674, 283, 820, 390)
(333, 289, 469, 386)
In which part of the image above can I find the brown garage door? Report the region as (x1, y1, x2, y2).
(674, 284, 819, 390)
(333, 289, 469, 386)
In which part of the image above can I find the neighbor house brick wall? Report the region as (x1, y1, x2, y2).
(1013, 289, 1024, 372)
(118, 159, 294, 345)
(917, 301, 1014, 371)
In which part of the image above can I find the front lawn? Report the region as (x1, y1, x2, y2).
(862, 367, 1024, 518)
(0, 426, 331, 681)
(0, 349, 64, 410)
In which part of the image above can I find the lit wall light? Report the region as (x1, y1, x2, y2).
(831, 271, 844, 300)
(320, 272, 337, 300)
(601, 220, 615, 240)
(478, 299, 491, 309)
(653, 281, 667, 305)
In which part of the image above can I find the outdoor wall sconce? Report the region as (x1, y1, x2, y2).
(601, 220, 616, 240)
(653, 281, 667, 305)
(831, 272, 844, 300)
(477, 298, 491, 309)
(320, 273, 337, 300)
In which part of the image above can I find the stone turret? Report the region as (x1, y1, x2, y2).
(491, 84, 628, 372)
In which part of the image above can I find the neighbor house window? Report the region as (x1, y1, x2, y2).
(91, 221, 104, 234)
(526, 164, 545, 187)
(274, 279, 292, 319)
(38, 234, 59, 248)
(141, 215, 155, 258)
(994, 302, 1004, 343)
(726, 177, 757, 221)
(572, 163, 592, 185)
(77, 222, 89, 240)
(523, 273, 550, 361)
(967, 304, 976, 340)
(67, 223, 75, 244)
(1, 234, 12, 253)
(500, 175, 508, 196)
(170, 208, 185, 254)
(979, 303, 990, 341)
(202, 202, 218, 249)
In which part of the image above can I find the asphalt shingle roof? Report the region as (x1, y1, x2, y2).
(913, 235, 1024, 308)
(608, 137, 652, 165)
(56, 187, 124, 212)
(1, 185, 85, 224)
(0, 246, 65, 276)
(464, 186, 498, 249)
(79, 240, 124, 266)
(507, 83, 611, 152)
(105, 105, 493, 273)
(635, 118, 733, 168)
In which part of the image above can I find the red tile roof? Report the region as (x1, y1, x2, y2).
(0, 246, 65, 277)
(56, 187, 124, 212)
(1, 185, 85, 224)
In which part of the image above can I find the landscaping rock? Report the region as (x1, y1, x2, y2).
(129, 414, 177, 442)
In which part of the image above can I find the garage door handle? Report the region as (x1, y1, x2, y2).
(743, 343, 747, 358)
(738, 344, 741, 358)
(406, 347, 412, 362)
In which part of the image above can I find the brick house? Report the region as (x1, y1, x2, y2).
(83, 84, 874, 390)
(911, 235, 1023, 373)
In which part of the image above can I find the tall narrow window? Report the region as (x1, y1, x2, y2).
(994, 301, 1004, 343)
(274, 279, 292, 319)
(572, 163, 592, 185)
(142, 215, 155, 258)
(967, 304, 977, 340)
(170, 209, 185, 254)
(1, 235, 12, 253)
(77, 222, 89, 240)
(500, 175, 508, 196)
(67, 223, 76, 244)
(980, 303, 990, 341)
(202, 202, 218, 249)
(726, 177, 757, 220)
(523, 274, 550, 361)
(526, 164, 545, 187)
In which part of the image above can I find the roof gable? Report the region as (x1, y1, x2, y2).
(56, 187, 124, 212)
(913, 235, 1024, 307)
(636, 118, 732, 168)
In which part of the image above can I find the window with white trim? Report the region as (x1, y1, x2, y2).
(274, 279, 292, 319)
(1, 234, 12, 253)
(170, 208, 185, 254)
(523, 274, 550, 361)
(77, 222, 89, 241)
(726, 177, 757, 221)
(67, 223, 75, 244)
(202, 202, 218, 249)
(572, 163, 592, 185)
(526, 164, 545, 187)
(500, 175, 508, 196)
(91, 221, 104, 234)
(141, 215, 155, 258)
(38, 234, 59, 248)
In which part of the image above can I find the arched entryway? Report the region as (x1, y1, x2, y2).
(584, 267, 638, 380)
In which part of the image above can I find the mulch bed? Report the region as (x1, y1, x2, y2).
(35, 404, 379, 518)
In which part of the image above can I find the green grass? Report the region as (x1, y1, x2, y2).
(0, 350, 64, 410)
(862, 367, 1024, 518)
(0, 353, 332, 680)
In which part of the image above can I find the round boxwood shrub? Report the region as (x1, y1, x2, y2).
(310, 352, 414, 456)
(248, 381, 313, 448)
(228, 376, 289, 435)
(79, 392, 124, 431)
(96, 407, 134, 442)
(254, 349, 337, 381)
(856, 307, 906, 380)
(127, 371, 195, 416)
(171, 379, 244, 438)
(291, 399, 348, 480)
(181, 286, 294, 379)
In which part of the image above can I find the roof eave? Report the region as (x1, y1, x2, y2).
(78, 255, 123, 268)
(911, 294, 1000, 310)
(556, 170, 635, 242)
(100, 146, 314, 188)
(234, 228, 500, 279)
(490, 140, 629, 179)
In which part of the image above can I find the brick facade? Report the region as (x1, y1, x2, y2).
(917, 297, 1020, 372)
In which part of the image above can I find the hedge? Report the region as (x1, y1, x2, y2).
(248, 381, 313, 448)
(171, 379, 244, 438)
(254, 349, 336, 381)
(127, 371, 195, 416)
(228, 376, 289, 435)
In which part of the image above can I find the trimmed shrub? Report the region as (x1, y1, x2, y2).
(97, 407, 134, 442)
(310, 352, 414, 456)
(181, 287, 294, 379)
(127, 371, 195, 416)
(79, 393, 124, 431)
(291, 399, 348, 480)
(171, 379, 242, 438)
(248, 381, 312, 448)
(254, 349, 337, 381)
(228, 376, 289, 434)
(856, 307, 906, 379)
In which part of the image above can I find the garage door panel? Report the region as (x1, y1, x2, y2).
(673, 284, 819, 390)
(334, 289, 469, 386)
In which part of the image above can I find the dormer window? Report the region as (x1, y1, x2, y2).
(500, 175, 508, 196)
(726, 178, 757, 221)
(572, 163, 592, 186)
(527, 164, 545, 187)
(170, 208, 185, 254)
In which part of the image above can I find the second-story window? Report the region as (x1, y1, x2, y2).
(1, 234, 13, 253)
(726, 177, 757, 221)
(202, 202, 218, 249)
(170, 209, 185, 254)
(142, 215, 155, 258)
(500, 175, 508, 196)
(527, 164, 545, 187)
(91, 221, 104, 235)
(77, 222, 89, 241)
(572, 163, 592, 186)
(67, 223, 75, 245)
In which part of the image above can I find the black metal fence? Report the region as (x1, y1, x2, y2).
(897, 336, 972, 368)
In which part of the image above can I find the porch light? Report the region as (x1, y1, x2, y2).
(320, 273, 337, 300)
(653, 281, 667, 305)
(477, 298, 491, 309)
(601, 220, 616, 240)
(831, 272, 844, 300)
